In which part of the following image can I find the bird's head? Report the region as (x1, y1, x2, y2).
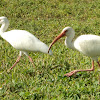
(48, 27, 74, 53)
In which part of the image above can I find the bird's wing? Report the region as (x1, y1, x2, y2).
(2, 30, 39, 50)
(74, 35, 100, 57)
(2, 30, 53, 55)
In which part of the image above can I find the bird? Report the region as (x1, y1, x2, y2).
(0, 16, 52, 71)
(48, 26, 100, 77)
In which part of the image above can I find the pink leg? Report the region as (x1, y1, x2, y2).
(7, 56, 21, 72)
(28, 56, 35, 67)
(64, 60, 95, 77)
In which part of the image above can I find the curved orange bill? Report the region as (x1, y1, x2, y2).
(48, 31, 66, 53)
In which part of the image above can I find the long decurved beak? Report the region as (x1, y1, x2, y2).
(48, 31, 66, 53)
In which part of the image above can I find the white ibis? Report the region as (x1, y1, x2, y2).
(48, 26, 100, 77)
(0, 16, 52, 71)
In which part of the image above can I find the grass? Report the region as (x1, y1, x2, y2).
(0, 0, 100, 99)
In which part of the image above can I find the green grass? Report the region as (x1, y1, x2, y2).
(0, 0, 100, 99)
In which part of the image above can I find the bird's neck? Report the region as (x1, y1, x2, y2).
(65, 34, 75, 50)
(0, 22, 9, 35)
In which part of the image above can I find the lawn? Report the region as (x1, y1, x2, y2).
(0, 0, 100, 99)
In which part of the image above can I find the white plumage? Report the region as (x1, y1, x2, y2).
(74, 35, 100, 60)
(2, 30, 52, 54)
(48, 27, 100, 77)
(0, 16, 52, 71)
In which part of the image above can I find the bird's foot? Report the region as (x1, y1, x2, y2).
(64, 70, 77, 77)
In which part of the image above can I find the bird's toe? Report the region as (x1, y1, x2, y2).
(64, 70, 76, 77)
